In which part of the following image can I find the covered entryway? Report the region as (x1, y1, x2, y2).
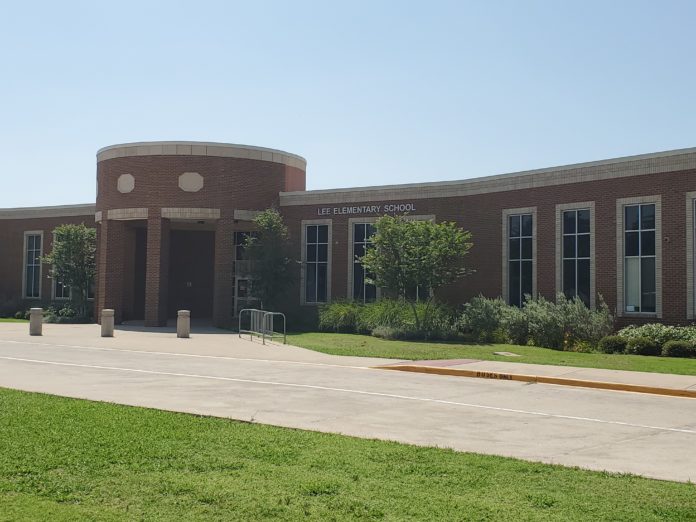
(168, 229, 215, 318)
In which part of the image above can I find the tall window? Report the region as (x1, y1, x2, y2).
(508, 214, 533, 307)
(352, 223, 376, 302)
(24, 233, 42, 298)
(305, 224, 328, 303)
(624, 203, 656, 313)
(562, 209, 591, 306)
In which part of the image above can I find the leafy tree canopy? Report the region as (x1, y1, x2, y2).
(360, 215, 473, 331)
(43, 223, 96, 318)
(244, 209, 293, 310)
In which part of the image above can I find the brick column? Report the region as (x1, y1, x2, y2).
(144, 214, 170, 327)
(213, 217, 235, 328)
(96, 219, 127, 324)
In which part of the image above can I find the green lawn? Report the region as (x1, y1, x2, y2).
(288, 332, 696, 376)
(0, 318, 27, 323)
(0, 388, 694, 521)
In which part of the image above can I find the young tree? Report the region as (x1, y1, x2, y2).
(360, 215, 473, 330)
(43, 223, 96, 318)
(243, 208, 293, 310)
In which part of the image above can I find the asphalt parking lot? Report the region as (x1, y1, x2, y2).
(0, 323, 694, 482)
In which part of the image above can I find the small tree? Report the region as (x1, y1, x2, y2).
(43, 223, 96, 318)
(360, 215, 473, 331)
(244, 209, 293, 310)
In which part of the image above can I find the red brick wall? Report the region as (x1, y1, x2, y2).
(280, 168, 696, 325)
(0, 215, 95, 314)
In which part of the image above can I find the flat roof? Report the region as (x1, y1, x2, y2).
(0, 204, 96, 220)
(280, 146, 696, 206)
(97, 141, 306, 170)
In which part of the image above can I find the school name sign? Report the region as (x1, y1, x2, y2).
(316, 202, 416, 216)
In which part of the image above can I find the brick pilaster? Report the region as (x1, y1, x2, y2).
(144, 214, 170, 326)
(213, 217, 235, 328)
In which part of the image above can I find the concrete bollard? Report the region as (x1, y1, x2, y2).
(101, 309, 115, 337)
(29, 308, 43, 336)
(177, 310, 191, 338)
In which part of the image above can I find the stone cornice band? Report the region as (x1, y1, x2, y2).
(97, 141, 306, 170)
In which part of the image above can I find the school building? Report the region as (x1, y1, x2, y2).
(1, 141, 695, 328)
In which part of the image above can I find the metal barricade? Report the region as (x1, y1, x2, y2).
(238, 308, 287, 345)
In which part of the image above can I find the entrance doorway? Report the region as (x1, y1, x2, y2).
(168, 230, 215, 318)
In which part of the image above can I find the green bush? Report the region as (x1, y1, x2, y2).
(500, 306, 529, 345)
(662, 340, 696, 358)
(598, 335, 627, 354)
(617, 324, 696, 346)
(624, 337, 661, 356)
(460, 296, 507, 342)
(318, 301, 362, 333)
(318, 299, 457, 340)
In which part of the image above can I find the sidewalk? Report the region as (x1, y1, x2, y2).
(377, 358, 696, 398)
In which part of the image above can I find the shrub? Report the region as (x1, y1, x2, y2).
(371, 325, 419, 340)
(14, 310, 27, 320)
(598, 335, 627, 354)
(568, 340, 595, 353)
(460, 296, 506, 342)
(625, 337, 661, 356)
(662, 341, 696, 358)
(318, 301, 362, 333)
(500, 305, 529, 345)
(524, 295, 565, 349)
(617, 324, 696, 346)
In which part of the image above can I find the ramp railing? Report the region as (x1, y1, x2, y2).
(238, 308, 287, 345)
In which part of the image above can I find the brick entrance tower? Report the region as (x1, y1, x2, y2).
(94, 142, 306, 327)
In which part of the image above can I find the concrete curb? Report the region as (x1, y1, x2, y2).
(375, 365, 696, 399)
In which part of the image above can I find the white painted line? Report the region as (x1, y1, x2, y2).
(0, 339, 376, 371)
(1, 354, 695, 436)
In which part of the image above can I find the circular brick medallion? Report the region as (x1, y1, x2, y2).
(117, 174, 135, 193)
(179, 172, 204, 192)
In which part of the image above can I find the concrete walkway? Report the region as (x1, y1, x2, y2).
(1, 322, 695, 482)
(378, 358, 696, 398)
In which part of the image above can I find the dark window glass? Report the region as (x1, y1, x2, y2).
(509, 238, 520, 260)
(563, 236, 576, 258)
(365, 282, 377, 301)
(625, 206, 640, 230)
(641, 204, 655, 230)
(641, 231, 655, 256)
(577, 259, 590, 306)
(563, 259, 576, 298)
(317, 225, 328, 243)
(521, 238, 533, 260)
(509, 261, 520, 307)
(353, 264, 364, 300)
(509, 215, 520, 237)
(317, 244, 328, 262)
(305, 263, 316, 302)
(577, 209, 590, 234)
(354, 224, 365, 243)
(306, 244, 316, 262)
(625, 232, 639, 256)
(521, 261, 533, 298)
(563, 211, 576, 234)
(307, 225, 317, 243)
(317, 264, 327, 302)
(354, 243, 365, 259)
(577, 235, 590, 258)
(521, 214, 533, 236)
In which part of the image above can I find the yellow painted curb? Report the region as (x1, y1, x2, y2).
(375, 365, 696, 399)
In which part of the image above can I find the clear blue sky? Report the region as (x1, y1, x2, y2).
(2, 1, 695, 207)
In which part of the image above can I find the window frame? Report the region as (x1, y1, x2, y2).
(22, 231, 43, 300)
(616, 196, 662, 318)
(686, 192, 696, 320)
(347, 218, 379, 303)
(300, 219, 332, 305)
(555, 202, 595, 308)
(502, 207, 537, 306)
